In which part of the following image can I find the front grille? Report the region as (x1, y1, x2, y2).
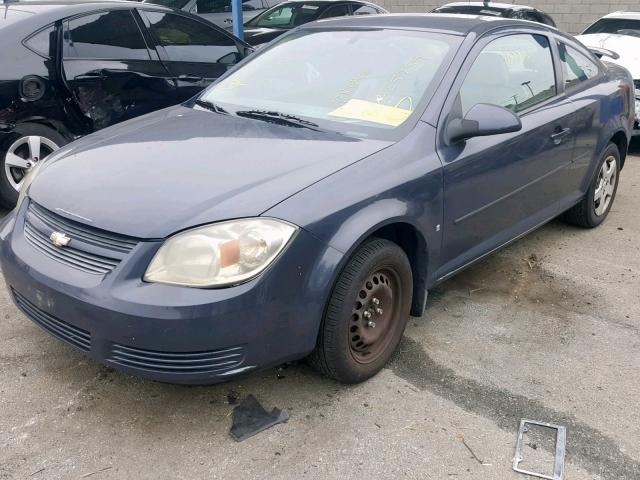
(12, 289, 91, 352)
(109, 343, 245, 374)
(24, 202, 139, 275)
(24, 221, 119, 274)
(29, 202, 138, 253)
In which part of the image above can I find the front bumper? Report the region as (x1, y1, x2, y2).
(0, 204, 343, 384)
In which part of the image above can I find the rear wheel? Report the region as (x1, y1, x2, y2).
(310, 238, 412, 383)
(0, 123, 67, 209)
(563, 142, 620, 228)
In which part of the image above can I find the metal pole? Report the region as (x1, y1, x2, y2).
(232, 0, 244, 40)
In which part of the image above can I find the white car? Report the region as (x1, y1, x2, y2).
(576, 11, 640, 134)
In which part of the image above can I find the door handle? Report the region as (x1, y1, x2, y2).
(550, 127, 571, 145)
(178, 74, 204, 83)
(73, 71, 104, 81)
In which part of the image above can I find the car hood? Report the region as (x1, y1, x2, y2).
(243, 27, 287, 46)
(576, 33, 640, 79)
(29, 106, 391, 239)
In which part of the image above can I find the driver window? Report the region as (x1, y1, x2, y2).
(458, 34, 556, 115)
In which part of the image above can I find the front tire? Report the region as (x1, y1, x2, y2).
(310, 238, 413, 384)
(563, 142, 620, 228)
(0, 123, 67, 209)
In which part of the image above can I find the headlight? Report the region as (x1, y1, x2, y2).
(15, 160, 44, 211)
(144, 218, 297, 287)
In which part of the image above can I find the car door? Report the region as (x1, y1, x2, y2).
(62, 9, 177, 132)
(555, 40, 606, 194)
(140, 9, 245, 101)
(435, 32, 577, 276)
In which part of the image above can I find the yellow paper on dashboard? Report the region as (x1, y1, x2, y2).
(328, 99, 411, 127)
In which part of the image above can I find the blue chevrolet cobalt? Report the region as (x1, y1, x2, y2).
(0, 14, 634, 384)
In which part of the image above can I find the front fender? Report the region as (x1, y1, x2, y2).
(265, 122, 444, 310)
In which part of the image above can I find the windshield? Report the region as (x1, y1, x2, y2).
(200, 29, 460, 139)
(583, 18, 640, 37)
(143, 0, 191, 9)
(245, 2, 324, 29)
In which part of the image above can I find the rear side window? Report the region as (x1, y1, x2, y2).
(352, 4, 379, 15)
(559, 44, 599, 89)
(459, 34, 556, 114)
(25, 25, 56, 57)
(320, 4, 350, 19)
(516, 11, 543, 24)
(63, 10, 150, 60)
(145, 12, 238, 63)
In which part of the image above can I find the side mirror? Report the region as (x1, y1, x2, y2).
(446, 103, 522, 144)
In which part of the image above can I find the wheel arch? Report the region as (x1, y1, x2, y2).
(11, 117, 76, 142)
(367, 222, 429, 317)
(610, 130, 628, 169)
(327, 215, 431, 318)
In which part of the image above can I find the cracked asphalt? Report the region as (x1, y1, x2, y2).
(1, 145, 639, 480)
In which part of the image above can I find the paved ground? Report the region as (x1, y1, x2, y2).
(1, 145, 639, 480)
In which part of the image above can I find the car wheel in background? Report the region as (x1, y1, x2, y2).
(564, 142, 621, 228)
(310, 238, 413, 383)
(0, 123, 67, 209)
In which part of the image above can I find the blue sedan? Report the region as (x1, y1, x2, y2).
(0, 14, 634, 384)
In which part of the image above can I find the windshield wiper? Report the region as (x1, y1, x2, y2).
(194, 99, 229, 115)
(235, 110, 322, 131)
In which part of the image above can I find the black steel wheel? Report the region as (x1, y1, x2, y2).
(310, 237, 413, 383)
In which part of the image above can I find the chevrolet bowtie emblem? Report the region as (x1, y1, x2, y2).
(50, 231, 71, 248)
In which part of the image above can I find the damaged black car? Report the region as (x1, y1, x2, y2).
(0, 0, 252, 208)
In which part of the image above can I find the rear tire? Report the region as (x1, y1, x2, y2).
(310, 238, 413, 384)
(563, 142, 620, 228)
(0, 123, 67, 209)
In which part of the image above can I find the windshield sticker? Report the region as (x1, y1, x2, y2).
(328, 99, 411, 127)
(302, 5, 319, 9)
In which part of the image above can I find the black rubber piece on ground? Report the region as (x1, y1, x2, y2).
(229, 395, 289, 442)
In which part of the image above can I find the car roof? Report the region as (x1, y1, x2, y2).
(1, 0, 172, 19)
(303, 12, 550, 36)
(277, 0, 369, 2)
(435, 2, 536, 12)
(0, 0, 177, 35)
(599, 11, 640, 20)
(267, 0, 384, 6)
